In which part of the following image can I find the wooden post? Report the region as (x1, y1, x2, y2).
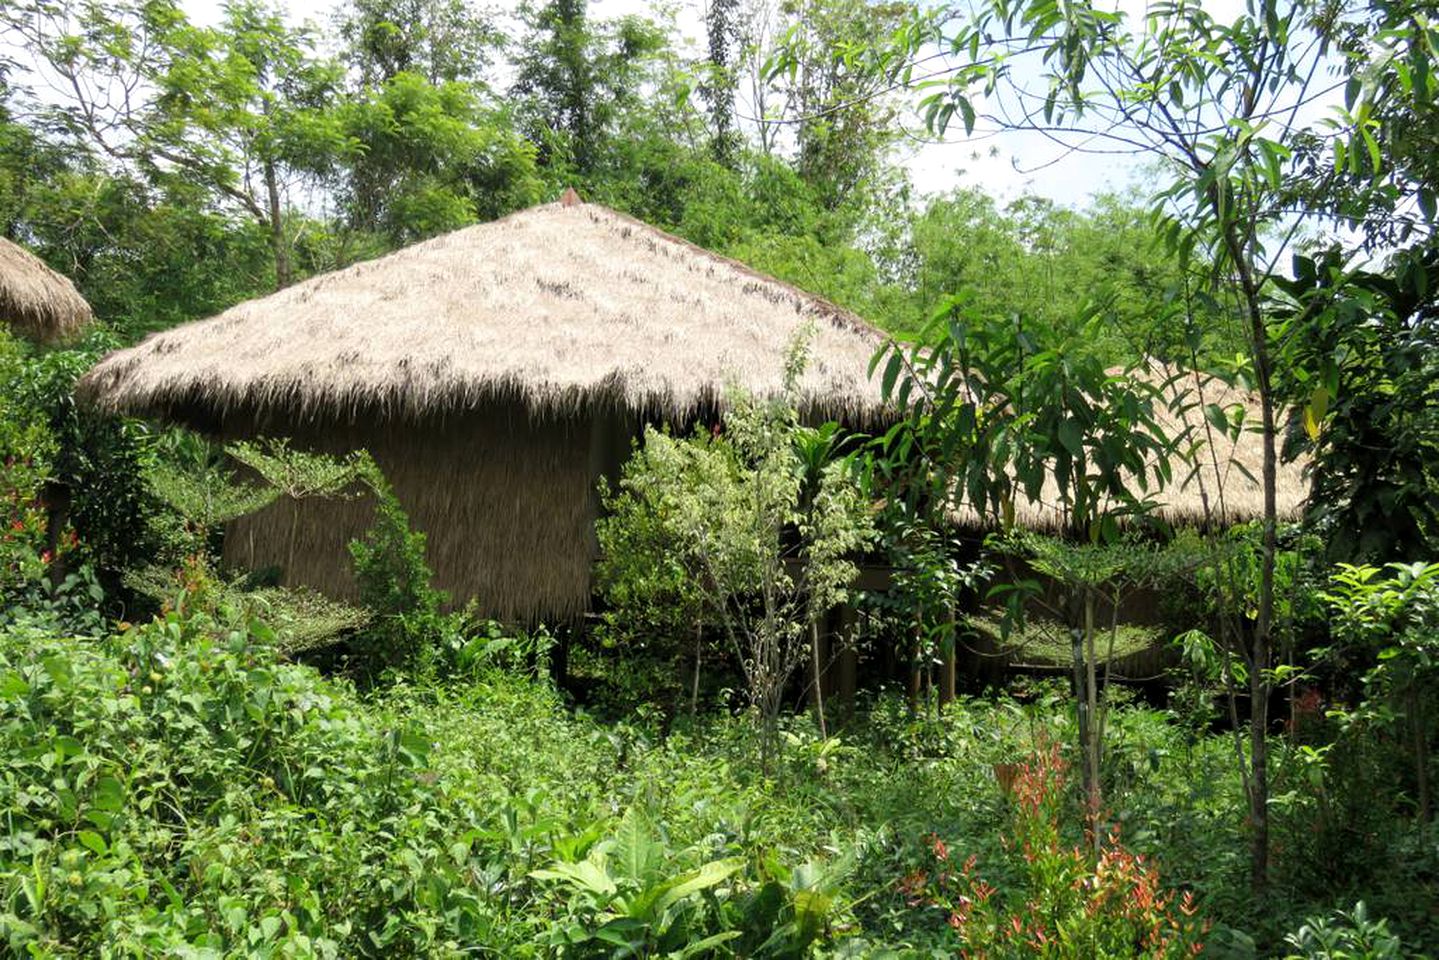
(550, 621, 570, 689)
(40, 480, 71, 589)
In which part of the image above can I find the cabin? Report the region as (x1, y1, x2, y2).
(0, 237, 92, 343)
(78, 191, 890, 622)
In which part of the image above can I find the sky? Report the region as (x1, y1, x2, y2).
(178, 0, 1280, 210)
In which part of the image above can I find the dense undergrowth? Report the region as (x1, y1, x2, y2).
(2, 599, 1434, 957)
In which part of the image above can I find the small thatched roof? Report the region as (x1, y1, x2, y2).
(78, 195, 887, 425)
(951, 364, 1309, 530)
(0, 238, 93, 343)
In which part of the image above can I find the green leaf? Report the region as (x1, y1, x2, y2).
(653, 858, 745, 914)
(91, 777, 125, 813)
(396, 729, 431, 764)
(1304, 385, 1330, 441)
(1057, 418, 1083, 456)
(881, 352, 904, 402)
(77, 830, 107, 855)
(956, 94, 976, 134)
(611, 808, 662, 884)
(531, 858, 618, 898)
(1419, 187, 1436, 223)
(676, 931, 743, 959)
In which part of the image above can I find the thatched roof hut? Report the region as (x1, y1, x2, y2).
(80, 194, 884, 427)
(950, 363, 1309, 532)
(79, 193, 889, 621)
(0, 238, 93, 343)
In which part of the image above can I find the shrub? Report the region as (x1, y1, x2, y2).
(905, 741, 1209, 958)
(0, 610, 502, 955)
(1283, 902, 1407, 960)
(0, 599, 865, 955)
(348, 466, 454, 675)
(596, 363, 874, 761)
(5, 333, 162, 586)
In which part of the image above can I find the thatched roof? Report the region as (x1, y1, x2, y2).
(952, 364, 1309, 530)
(78, 194, 887, 425)
(0, 238, 93, 343)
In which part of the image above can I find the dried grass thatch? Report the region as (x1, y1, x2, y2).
(222, 405, 611, 623)
(77, 195, 890, 621)
(952, 364, 1309, 530)
(78, 197, 887, 426)
(0, 238, 92, 343)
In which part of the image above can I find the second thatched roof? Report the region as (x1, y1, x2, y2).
(0, 238, 93, 343)
(78, 195, 887, 425)
(951, 364, 1310, 529)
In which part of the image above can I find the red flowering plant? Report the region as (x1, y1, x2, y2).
(0, 455, 59, 590)
(0, 334, 70, 592)
(904, 741, 1209, 958)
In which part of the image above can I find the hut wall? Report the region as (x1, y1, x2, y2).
(222, 404, 597, 622)
(586, 407, 639, 550)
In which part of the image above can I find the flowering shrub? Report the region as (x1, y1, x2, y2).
(0, 456, 52, 589)
(903, 742, 1208, 958)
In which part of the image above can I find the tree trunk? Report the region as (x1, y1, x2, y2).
(1070, 625, 1089, 803)
(907, 615, 923, 716)
(1222, 216, 1276, 897)
(1084, 588, 1102, 829)
(810, 617, 828, 738)
(41, 480, 71, 589)
(938, 608, 956, 712)
(837, 606, 858, 723)
(264, 158, 293, 290)
(690, 621, 702, 717)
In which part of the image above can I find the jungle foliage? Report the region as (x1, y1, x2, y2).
(0, 0, 1437, 955)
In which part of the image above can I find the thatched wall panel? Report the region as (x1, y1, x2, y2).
(222, 405, 596, 623)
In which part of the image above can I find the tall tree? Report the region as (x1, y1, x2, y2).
(510, 0, 666, 177)
(761, 0, 912, 210)
(336, 0, 502, 87)
(701, 0, 743, 165)
(793, 0, 1437, 893)
(902, 189, 1229, 358)
(1287, 0, 1438, 252)
(6, 0, 350, 289)
(338, 72, 541, 242)
(0, 72, 72, 243)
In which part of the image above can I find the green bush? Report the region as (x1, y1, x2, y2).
(5, 333, 162, 587)
(348, 468, 457, 676)
(1283, 903, 1407, 960)
(0, 611, 501, 955)
(0, 603, 854, 956)
(596, 369, 874, 758)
